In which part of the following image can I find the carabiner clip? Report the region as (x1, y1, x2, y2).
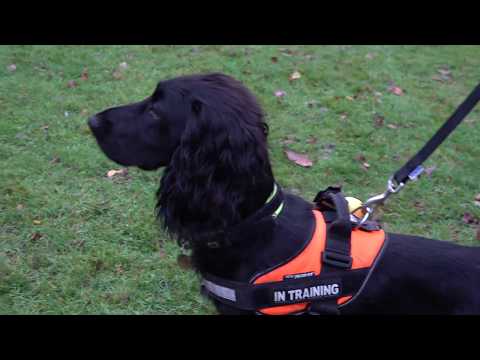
(353, 177, 405, 227)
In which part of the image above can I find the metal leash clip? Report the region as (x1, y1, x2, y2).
(351, 176, 405, 227)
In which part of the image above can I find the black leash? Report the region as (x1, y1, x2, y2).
(393, 82, 480, 187)
(355, 82, 480, 226)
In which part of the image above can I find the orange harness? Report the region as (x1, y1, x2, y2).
(253, 210, 385, 315)
(201, 186, 387, 315)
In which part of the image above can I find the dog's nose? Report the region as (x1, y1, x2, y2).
(88, 116, 102, 130)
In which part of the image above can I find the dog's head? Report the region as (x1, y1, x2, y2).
(88, 73, 267, 171)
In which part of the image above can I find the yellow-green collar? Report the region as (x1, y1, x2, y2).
(266, 183, 284, 218)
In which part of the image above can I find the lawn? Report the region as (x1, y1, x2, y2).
(1, 45, 479, 314)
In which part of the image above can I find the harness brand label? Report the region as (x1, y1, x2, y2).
(273, 283, 341, 303)
(284, 272, 315, 280)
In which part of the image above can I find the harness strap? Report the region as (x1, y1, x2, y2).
(201, 268, 369, 312)
(314, 187, 353, 270)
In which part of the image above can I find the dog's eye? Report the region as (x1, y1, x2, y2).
(149, 108, 161, 121)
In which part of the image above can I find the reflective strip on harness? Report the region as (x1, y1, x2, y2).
(202, 279, 237, 302)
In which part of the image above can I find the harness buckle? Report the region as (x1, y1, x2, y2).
(322, 250, 352, 269)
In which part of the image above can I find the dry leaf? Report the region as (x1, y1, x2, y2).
(425, 165, 437, 176)
(346, 96, 354, 101)
(284, 149, 313, 167)
(106, 168, 128, 178)
(340, 112, 348, 120)
(362, 162, 370, 170)
(387, 123, 398, 129)
(355, 154, 367, 162)
(67, 80, 77, 88)
(374, 114, 384, 127)
(7, 64, 17, 72)
(30, 232, 43, 242)
(306, 136, 318, 145)
(463, 212, 479, 225)
(388, 86, 404, 96)
(112, 70, 123, 80)
(50, 156, 61, 164)
(289, 70, 301, 81)
(177, 254, 192, 269)
(271, 56, 278, 63)
(274, 90, 286, 98)
(80, 67, 89, 81)
(16, 204, 24, 211)
(33, 220, 42, 225)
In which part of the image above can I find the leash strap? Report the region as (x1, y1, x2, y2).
(393, 82, 480, 186)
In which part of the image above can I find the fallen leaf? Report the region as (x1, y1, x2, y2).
(388, 85, 404, 96)
(288, 70, 301, 81)
(7, 64, 17, 72)
(355, 154, 367, 162)
(373, 114, 384, 127)
(177, 254, 192, 269)
(463, 212, 479, 225)
(362, 162, 371, 170)
(425, 165, 437, 176)
(346, 96, 354, 101)
(33, 220, 42, 225)
(306, 136, 318, 144)
(274, 90, 286, 98)
(112, 70, 123, 80)
(67, 80, 77, 88)
(16, 204, 24, 211)
(30, 232, 43, 242)
(271, 56, 278, 63)
(387, 123, 398, 129)
(106, 168, 128, 178)
(340, 112, 348, 120)
(80, 67, 89, 81)
(284, 149, 313, 167)
(50, 156, 61, 164)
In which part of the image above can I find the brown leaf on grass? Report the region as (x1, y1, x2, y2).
(463, 212, 479, 225)
(271, 56, 278, 63)
(388, 85, 404, 96)
(345, 96, 354, 101)
(80, 67, 89, 81)
(306, 136, 318, 145)
(288, 70, 301, 81)
(340, 112, 348, 121)
(30, 232, 43, 242)
(284, 149, 313, 168)
(373, 114, 384, 127)
(177, 254, 192, 269)
(50, 156, 61, 164)
(33, 220, 42, 225)
(112, 70, 123, 80)
(355, 154, 367, 162)
(425, 165, 437, 177)
(67, 80, 78, 88)
(387, 123, 399, 129)
(106, 168, 128, 178)
(16, 204, 24, 211)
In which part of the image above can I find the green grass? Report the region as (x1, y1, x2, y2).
(1, 45, 479, 314)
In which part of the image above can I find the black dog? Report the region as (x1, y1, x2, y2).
(88, 73, 480, 314)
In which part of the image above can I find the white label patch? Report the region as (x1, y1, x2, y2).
(273, 283, 340, 303)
